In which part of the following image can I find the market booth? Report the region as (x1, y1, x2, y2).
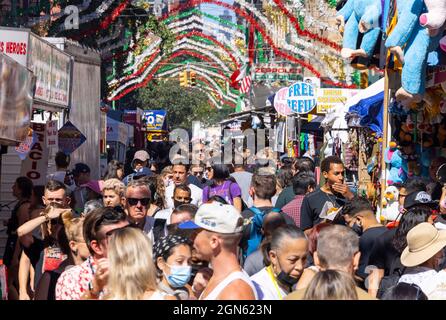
(0, 28, 72, 202)
(0, 52, 35, 257)
(106, 117, 134, 163)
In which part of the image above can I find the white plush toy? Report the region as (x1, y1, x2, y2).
(380, 185, 401, 222)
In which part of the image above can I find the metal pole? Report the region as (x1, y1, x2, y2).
(297, 114, 301, 157)
(380, 66, 390, 218)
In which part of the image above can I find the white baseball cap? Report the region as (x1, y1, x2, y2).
(179, 202, 244, 234)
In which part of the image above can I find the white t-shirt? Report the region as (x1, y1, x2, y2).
(165, 183, 203, 209)
(154, 208, 173, 222)
(251, 267, 287, 300)
(424, 269, 446, 299)
(398, 267, 438, 297)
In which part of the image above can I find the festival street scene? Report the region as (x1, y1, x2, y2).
(2, 0, 446, 302)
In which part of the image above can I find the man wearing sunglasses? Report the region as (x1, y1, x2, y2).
(55, 207, 128, 300)
(124, 179, 155, 239)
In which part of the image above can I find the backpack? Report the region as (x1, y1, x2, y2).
(243, 207, 281, 259)
(376, 255, 406, 299)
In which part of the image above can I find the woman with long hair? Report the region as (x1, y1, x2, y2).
(103, 160, 124, 180)
(98, 227, 174, 300)
(303, 270, 358, 300)
(368, 205, 433, 298)
(202, 164, 243, 211)
(34, 211, 89, 300)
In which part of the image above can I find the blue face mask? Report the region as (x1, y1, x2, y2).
(165, 264, 192, 288)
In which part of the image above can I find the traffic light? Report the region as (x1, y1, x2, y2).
(179, 71, 189, 87)
(190, 71, 196, 86)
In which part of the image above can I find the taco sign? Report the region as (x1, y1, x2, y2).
(287, 81, 317, 114)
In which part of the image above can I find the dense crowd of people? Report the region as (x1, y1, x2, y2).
(4, 147, 446, 300)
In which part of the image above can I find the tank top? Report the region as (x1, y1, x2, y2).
(200, 270, 258, 300)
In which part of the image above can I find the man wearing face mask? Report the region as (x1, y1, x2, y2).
(153, 235, 194, 300)
(342, 197, 386, 282)
(152, 185, 192, 239)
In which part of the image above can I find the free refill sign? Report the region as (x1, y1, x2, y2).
(287, 81, 317, 114)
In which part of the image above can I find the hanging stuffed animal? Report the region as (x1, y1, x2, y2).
(419, 0, 446, 51)
(399, 116, 414, 143)
(385, 0, 443, 105)
(385, 141, 408, 185)
(380, 186, 401, 222)
(400, 142, 420, 177)
(335, 0, 382, 60)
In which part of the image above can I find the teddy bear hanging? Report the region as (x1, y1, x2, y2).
(419, 0, 446, 51)
(335, 0, 382, 60)
(385, 0, 443, 106)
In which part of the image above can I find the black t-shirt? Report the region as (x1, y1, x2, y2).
(357, 226, 387, 279)
(240, 206, 295, 255)
(299, 189, 346, 230)
(368, 228, 403, 276)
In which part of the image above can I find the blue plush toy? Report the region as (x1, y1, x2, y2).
(385, 0, 443, 106)
(384, 142, 407, 185)
(336, 0, 382, 59)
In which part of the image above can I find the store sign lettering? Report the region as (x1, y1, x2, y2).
(287, 82, 317, 114)
(0, 41, 27, 55)
(20, 122, 49, 183)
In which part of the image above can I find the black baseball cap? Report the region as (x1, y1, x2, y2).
(72, 163, 91, 176)
(404, 191, 438, 210)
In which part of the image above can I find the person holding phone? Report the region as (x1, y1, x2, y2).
(299, 156, 354, 231)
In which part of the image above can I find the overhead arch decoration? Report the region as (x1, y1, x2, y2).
(21, 0, 361, 107)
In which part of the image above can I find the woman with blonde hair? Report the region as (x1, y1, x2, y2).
(98, 227, 174, 300)
(303, 270, 358, 300)
(34, 210, 89, 300)
(102, 178, 125, 208)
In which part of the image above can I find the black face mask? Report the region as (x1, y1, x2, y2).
(276, 271, 299, 288)
(173, 200, 185, 208)
(351, 222, 363, 236)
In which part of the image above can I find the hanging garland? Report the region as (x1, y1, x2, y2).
(109, 49, 221, 100)
(270, 0, 341, 50)
(177, 31, 241, 68)
(71, 0, 130, 40)
(108, 0, 356, 97)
